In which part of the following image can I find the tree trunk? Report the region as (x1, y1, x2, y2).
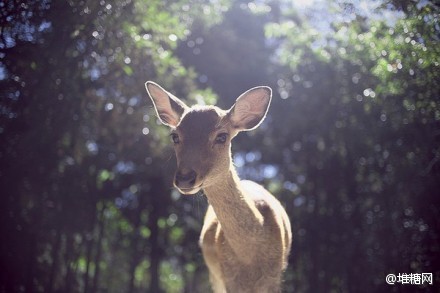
(24, 232, 37, 293)
(149, 210, 161, 293)
(83, 205, 97, 293)
(64, 234, 74, 293)
(148, 179, 168, 293)
(47, 228, 62, 293)
(91, 203, 106, 293)
(128, 212, 141, 293)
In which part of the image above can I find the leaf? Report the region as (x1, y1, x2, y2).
(123, 65, 133, 76)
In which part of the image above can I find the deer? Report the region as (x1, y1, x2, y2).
(145, 81, 292, 293)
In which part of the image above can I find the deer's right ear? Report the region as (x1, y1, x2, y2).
(145, 81, 189, 127)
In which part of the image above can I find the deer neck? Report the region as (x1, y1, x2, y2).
(203, 167, 264, 260)
(203, 168, 240, 198)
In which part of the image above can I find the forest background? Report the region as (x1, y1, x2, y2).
(0, 0, 439, 292)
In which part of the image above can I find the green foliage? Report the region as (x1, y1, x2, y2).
(0, 0, 222, 292)
(258, 1, 439, 292)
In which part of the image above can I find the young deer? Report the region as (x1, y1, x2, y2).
(145, 81, 292, 293)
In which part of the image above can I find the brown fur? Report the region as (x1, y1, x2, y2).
(145, 81, 292, 293)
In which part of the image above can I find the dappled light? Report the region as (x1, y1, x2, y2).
(0, 0, 439, 292)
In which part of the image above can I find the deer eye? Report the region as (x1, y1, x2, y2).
(215, 133, 228, 144)
(170, 133, 180, 144)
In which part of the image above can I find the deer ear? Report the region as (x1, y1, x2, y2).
(228, 86, 272, 131)
(145, 81, 189, 127)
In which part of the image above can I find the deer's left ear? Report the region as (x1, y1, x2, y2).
(228, 86, 272, 131)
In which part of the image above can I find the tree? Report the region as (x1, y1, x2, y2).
(0, 0, 222, 292)
(260, 0, 440, 291)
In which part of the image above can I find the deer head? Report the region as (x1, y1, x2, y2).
(145, 81, 272, 195)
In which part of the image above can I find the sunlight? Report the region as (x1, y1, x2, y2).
(293, 0, 315, 8)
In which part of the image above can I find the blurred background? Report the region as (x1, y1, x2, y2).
(0, 0, 439, 292)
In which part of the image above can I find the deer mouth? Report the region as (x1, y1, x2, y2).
(177, 184, 202, 195)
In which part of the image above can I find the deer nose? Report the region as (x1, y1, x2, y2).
(175, 169, 197, 189)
